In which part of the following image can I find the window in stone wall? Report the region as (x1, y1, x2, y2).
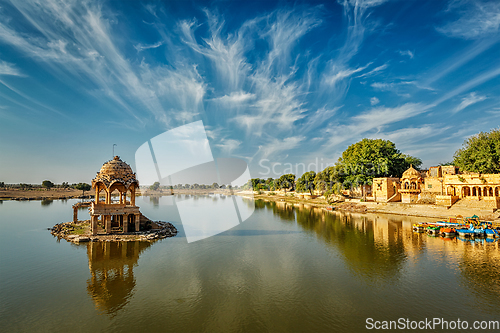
(428, 184, 432, 188)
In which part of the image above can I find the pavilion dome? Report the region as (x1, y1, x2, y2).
(402, 165, 421, 179)
(92, 156, 138, 189)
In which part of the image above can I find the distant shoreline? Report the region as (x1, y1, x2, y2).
(0, 187, 236, 201)
(3, 188, 498, 223)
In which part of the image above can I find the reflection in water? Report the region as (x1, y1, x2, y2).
(41, 199, 53, 206)
(149, 196, 159, 207)
(256, 200, 500, 308)
(256, 201, 410, 280)
(86, 241, 153, 316)
(459, 241, 500, 311)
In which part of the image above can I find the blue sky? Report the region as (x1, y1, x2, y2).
(0, 0, 499, 183)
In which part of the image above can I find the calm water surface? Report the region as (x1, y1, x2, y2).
(0, 197, 499, 332)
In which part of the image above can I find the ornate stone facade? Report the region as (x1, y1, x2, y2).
(399, 165, 424, 203)
(372, 164, 500, 208)
(89, 156, 142, 235)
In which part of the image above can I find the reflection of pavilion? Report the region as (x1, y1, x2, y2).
(86, 241, 152, 315)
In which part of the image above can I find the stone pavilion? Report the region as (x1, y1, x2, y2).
(89, 156, 144, 235)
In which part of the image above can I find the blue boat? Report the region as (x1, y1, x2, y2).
(485, 229, 498, 238)
(457, 224, 484, 238)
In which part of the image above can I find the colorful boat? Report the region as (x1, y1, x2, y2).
(440, 227, 456, 237)
(427, 225, 441, 236)
(485, 229, 498, 238)
(412, 223, 425, 233)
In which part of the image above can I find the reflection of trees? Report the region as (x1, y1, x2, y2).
(149, 196, 159, 207)
(41, 199, 53, 206)
(256, 200, 407, 280)
(459, 245, 500, 309)
(86, 241, 152, 316)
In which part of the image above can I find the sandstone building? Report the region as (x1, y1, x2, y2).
(76, 156, 151, 235)
(372, 165, 500, 209)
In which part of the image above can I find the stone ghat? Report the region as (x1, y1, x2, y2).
(50, 220, 177, 243)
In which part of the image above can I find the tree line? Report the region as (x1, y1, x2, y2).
(250, 138, 422, 196)
(249, 128, 500, 196)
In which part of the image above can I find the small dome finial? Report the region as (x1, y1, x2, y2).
(113, 156, 120, 160)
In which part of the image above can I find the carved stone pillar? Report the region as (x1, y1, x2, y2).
(123, 214, 128, 233)
(105, 215, 112, 233)
(135, 214, 140, 232)
(91, 215, 98, 236)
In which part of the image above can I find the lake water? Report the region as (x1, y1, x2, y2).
(0, 196, 499, 332)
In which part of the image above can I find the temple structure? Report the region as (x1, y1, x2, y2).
(372, 165, 500, 209)
(88, 156, 145, 235)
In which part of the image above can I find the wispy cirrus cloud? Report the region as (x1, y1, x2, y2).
(437, 0, 500, 39)
(398, 50, 414, 59)
(318, 103, 431, 155)
(259, 135, 306, 160)
(134, 41, 163, 52)
(214, 91, 255, 104)
(453, 92, 487, 113)
(216, 138, 242, 154)
(356, 63, 387, 78)
(0, 60, 24, 76)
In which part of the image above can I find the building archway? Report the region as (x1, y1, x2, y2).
(495, 187, 499, 197)
(463, 187, 470, 197)
(472, 187, 477, 196)
(447, 186, 455, 196)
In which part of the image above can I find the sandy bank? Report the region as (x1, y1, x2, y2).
(236, 191, 500, 223)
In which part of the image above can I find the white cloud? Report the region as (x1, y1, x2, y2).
(356, 63, 388, 78)
(319, 103, 431, 153)
(216, 138, 241, 154)
(215, 91, 255, 104)
(322, 63, 370, 87)
(370, 97, 380, 105)
(134, 41, 163, 52)
(371, 82, 394, 91)
(259, 135, 305, 159)
(453, 92, 487, 113)
(437, 1, 500, 39)
(0, 60, 24, 76)
(398, 50, 414, 59)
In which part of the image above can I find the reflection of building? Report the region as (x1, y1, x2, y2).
(86, 241, 152, 315)
(372, 164, 500, 208)
(87, 156, 150, 235)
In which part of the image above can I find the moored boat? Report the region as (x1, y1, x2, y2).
(440, 227, 456, 238)
(485, 229, 498, 238)
(412, 223, 425, 232)
(427, 225, 441, 236)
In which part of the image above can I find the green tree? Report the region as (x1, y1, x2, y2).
(453, 128, 500, 173)
(149, 182, 160, 191)
(42, 180, 54, 189)
(276, 174, 295, 193)
(314, 166, 344, 193)
(212, 182, 219, 189)
(0, 181, 4, 189)
(250, 178, 264, 190)
(75, 183, 91, 195)
(296, 171, 316, 195)
(337, 138, 421, 196)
